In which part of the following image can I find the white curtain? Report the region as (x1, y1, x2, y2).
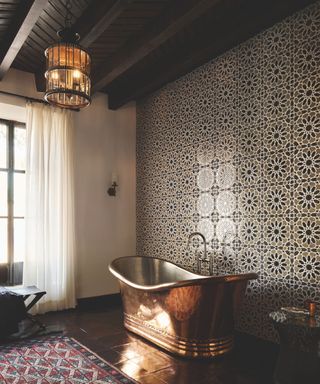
(23, 102, 76, 314)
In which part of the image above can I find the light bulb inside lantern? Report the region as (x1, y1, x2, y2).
(51, 70, 59, 80)
(73, 70, 81, 79)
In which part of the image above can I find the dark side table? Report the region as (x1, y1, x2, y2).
(270, 308, 320, 384)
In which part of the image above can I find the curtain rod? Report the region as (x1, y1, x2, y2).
(0, 90, 48, 104)
(0, 90, 79, 111)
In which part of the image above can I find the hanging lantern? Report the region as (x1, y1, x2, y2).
(44, 1, 91, 109)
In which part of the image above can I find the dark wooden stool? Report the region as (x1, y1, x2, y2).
(6, 285, 46, 329)
(270, 308, 320, 384)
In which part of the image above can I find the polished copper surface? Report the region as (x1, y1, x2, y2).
(109, 256, 258, 358)
(309, 301, 316, 317)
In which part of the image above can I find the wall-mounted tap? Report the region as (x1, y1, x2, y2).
(187, 232, 213, 275)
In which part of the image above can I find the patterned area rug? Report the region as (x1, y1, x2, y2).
(0, 335, 137, 383)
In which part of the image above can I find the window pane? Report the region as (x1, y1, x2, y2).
(0, 218, 8, 263)
(14, 126, 26, 170)
(14, 218, 25, 262)
(0, 124, 7, 168)
(14, 173, 25, 217)
(0, 171, 7, 216)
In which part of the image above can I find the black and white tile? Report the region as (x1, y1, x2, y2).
(136, 2, 320, 342)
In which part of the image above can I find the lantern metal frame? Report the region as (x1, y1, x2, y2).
(44, 28, 91, 109)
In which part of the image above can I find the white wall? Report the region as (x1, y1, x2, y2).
(0, 68, 136, 299)
(0, 68, 44, 122)
(73, 94, 136, 298)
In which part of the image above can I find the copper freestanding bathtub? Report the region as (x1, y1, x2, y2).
(109, 256, 258, 358)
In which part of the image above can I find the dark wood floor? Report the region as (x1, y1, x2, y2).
(38, 305, 278, 384)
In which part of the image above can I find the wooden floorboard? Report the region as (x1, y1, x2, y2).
(36, 306, 277, 384)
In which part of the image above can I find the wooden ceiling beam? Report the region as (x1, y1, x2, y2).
(76, 0, 134, 48)
(92, 0, 221, 93)
(34, 0, 133, 92)
(107, 0, 317, 109)
(0, 0, 48, 80)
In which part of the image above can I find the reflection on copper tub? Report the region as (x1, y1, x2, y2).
(109, 256, 258, 358)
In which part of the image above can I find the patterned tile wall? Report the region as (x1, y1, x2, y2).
(136, 2, 320, 341)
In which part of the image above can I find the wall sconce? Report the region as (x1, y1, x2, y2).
(108, 173, 118, 197)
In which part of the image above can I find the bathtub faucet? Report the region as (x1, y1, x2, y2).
(187, 232, 213, 275)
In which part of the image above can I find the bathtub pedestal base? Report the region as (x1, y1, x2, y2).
(124, 314, 234, 358)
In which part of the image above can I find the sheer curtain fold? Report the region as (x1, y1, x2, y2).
(23, 102, 76, 314)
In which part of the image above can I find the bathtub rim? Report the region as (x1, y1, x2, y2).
(109, 255, 258, 292)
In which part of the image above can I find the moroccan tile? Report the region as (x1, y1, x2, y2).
(136, 1, 320, 343)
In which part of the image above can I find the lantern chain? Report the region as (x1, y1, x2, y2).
(65, 0, 72, 28)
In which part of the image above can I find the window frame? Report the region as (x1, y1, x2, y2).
(0, 118, 26, 285)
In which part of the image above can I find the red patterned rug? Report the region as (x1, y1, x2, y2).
(0, 335, 137, 383)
